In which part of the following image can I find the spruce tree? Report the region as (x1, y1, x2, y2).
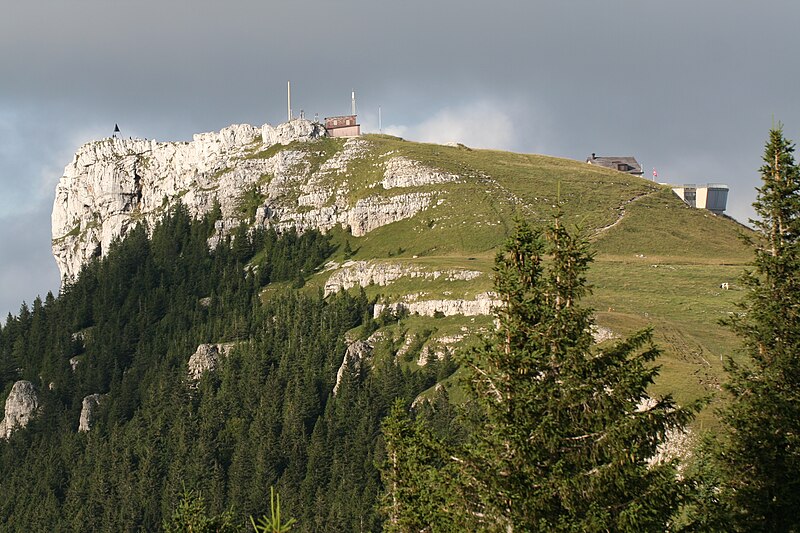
(454, 216, 696, 532)
(380, 215, 696, 532)
(380, 399, 463, 532)
(712, 125, 800, 531)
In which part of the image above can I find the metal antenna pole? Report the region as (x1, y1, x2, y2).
(351, 90, 356, 116)
(287, 81, 292, 122)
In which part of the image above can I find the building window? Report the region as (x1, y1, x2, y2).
(617, 163, 628, 171)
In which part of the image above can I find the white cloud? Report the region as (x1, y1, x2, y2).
(383, 100, 541, 153)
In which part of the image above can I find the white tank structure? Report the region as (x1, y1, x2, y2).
(672, 183, 729, 215)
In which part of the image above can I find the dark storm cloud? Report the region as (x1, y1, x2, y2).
(2, 0, 800, 317)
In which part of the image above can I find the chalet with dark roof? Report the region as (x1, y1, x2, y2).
(586, 153, 643, 176)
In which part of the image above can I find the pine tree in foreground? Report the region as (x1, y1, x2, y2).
(708, 125, 800, 532)
(382, 215, 697, 532)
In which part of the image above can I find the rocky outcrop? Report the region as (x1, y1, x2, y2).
(78, 393, 105, 432)
(187, 343, 234, 380)
(0, 381, 40, 439)
(382, 157, 461, 189)
(278, 192, 435, 238)
(648, 428, 694, 469)
(52, 122, 452, 280)
(261, 120, 326, 146)
(591, 325, 617, 344)
(52, 122, 304, 279)
(374, 292, 500, 318)
(417, 332, 467, 366)
(334, 336, 378, 394)
(324, 260, 482, 296)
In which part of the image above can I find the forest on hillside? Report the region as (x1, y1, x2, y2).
(0, 205, 453, 531)
(1, 126, 799, 532)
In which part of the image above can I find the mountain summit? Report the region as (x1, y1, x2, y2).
(51, 120, 750, 408)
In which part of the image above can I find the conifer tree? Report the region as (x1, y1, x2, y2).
(455, 215, 696, 532)
(380, 215, 696, 532)
(711, 125, 800, 531)
(380, 399, 461, 532)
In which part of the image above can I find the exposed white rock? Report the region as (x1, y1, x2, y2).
(412, 383, 445, 409)
(382, 157, 461, 189)
(635, 397, 694, 470)
(417, 345, 435, 366)
(395, 335, 417, 360)
(417, 333, 467, 366)
(78, 393, 105, 432)
(324, 260, 482, 296)
(591, 325, 618, 344)
(53, 123, 268, 278)
(316, 138, 370, 176)
(274, 192, 435, 238)
(0, 381, 40, 439)
(334, 336, 377, 394)
(261, 119, 326, 146)
(52, 121, 447, 280)
(435, 333, 467, 345)
(69, 357, 81, 372)
(648, 428, 694, 470)
(374, 292, 500, 318)
(188, 343, 234, 380)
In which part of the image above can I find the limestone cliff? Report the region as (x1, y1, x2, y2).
(323, 260, 482, 296)
(373, 292, 500, 318)
(52, 120, 454, 280)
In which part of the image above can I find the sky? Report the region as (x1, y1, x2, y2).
(2, 0, 800, 319)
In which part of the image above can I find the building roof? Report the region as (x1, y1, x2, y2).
(586, 154, 643, 175)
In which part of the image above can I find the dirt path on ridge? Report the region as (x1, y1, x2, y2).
(591, 189, 660, 237)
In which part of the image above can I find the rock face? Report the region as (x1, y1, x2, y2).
(78, 393, 104, 432)
(324, 260, 482, 296)
(0, 381, 40, 439)
(188, 343, 234, 380)
(262, 119, 326, 146)
(373, 292, 500, 318)
(334, 338, 375, 394)
(52, 121, 450, 280)
(382, 157, 461, 189)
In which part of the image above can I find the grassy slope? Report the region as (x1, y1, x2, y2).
(271, 134, 751, 426)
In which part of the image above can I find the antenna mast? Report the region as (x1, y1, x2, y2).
(351, 90, 356, 116)
(287, 81, 292, 122)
